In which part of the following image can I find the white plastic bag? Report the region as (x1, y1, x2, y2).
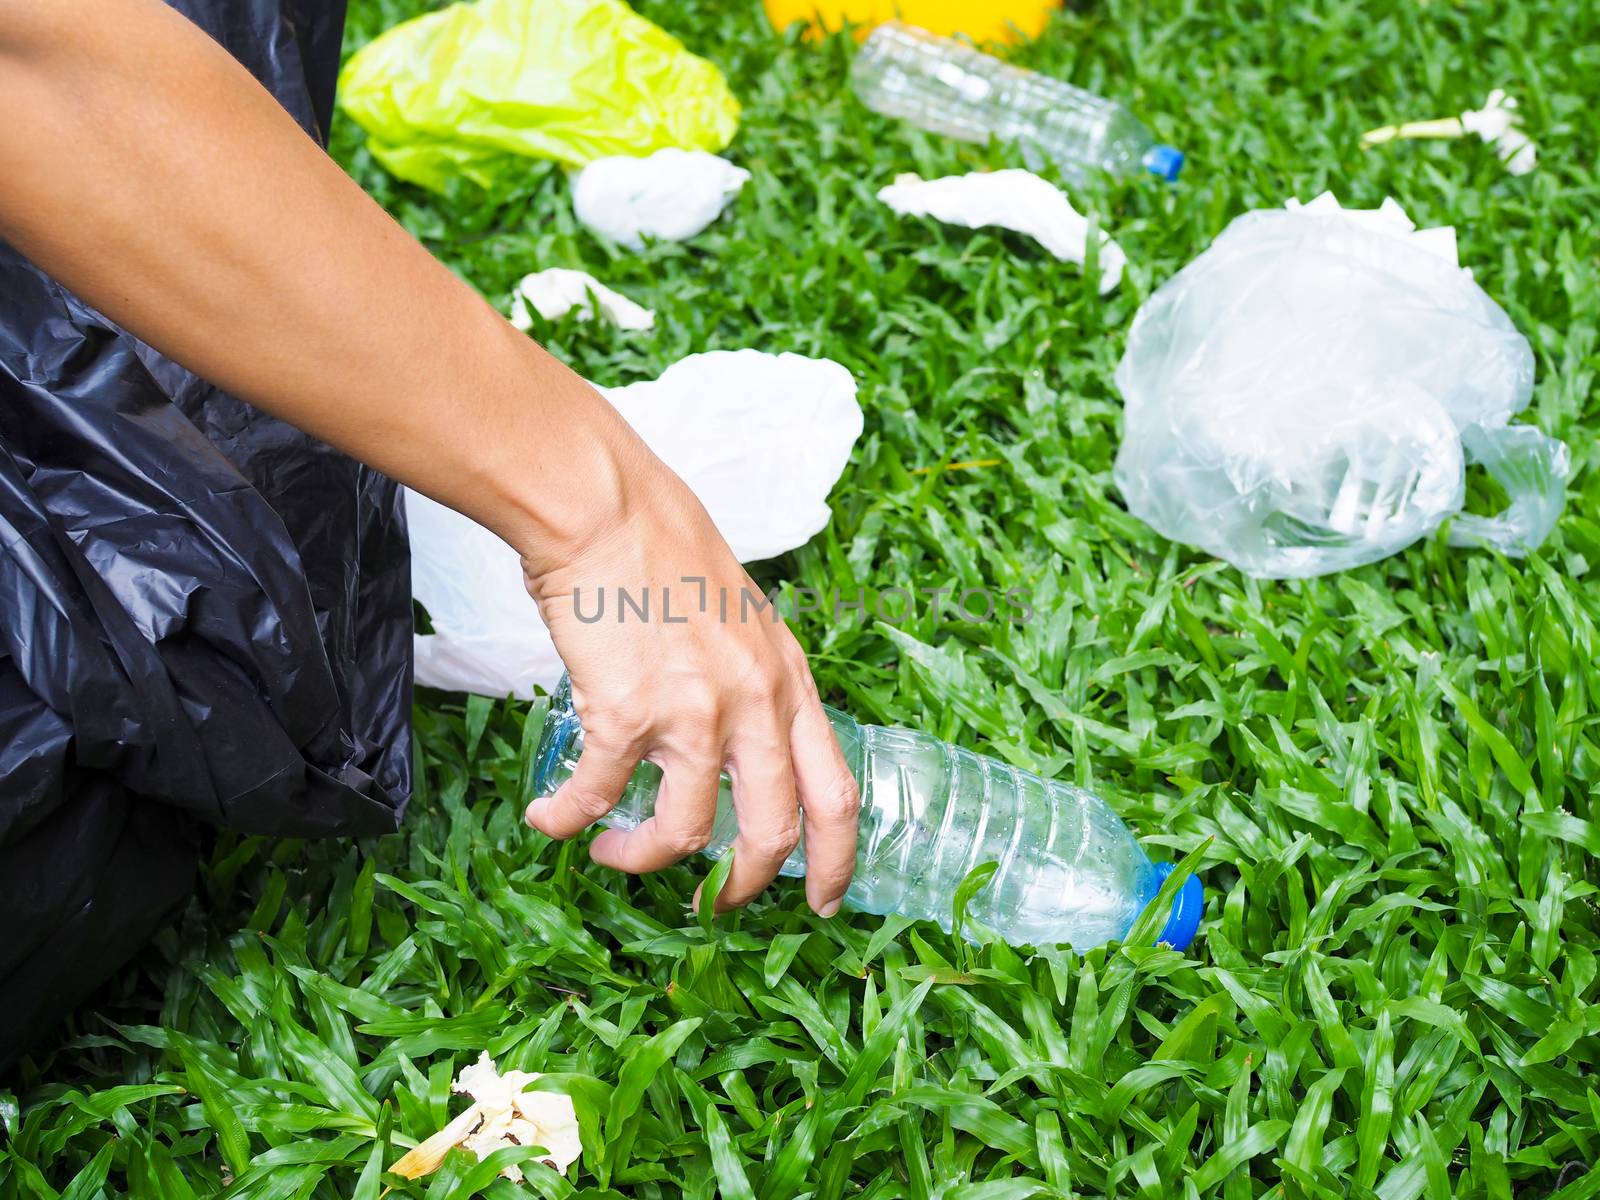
(571, 149, 750, 249)
(1113, 194, 1568, 578)
(410, 350, 862, 697)
(877, 170, 1125, 292)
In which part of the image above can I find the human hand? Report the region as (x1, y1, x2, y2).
(520, 450, 860, 917)
(0, 0, 859, 917)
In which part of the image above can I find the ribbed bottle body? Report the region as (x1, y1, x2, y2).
(534, 676, 1161, 950)
(850, 22, 1176, 184)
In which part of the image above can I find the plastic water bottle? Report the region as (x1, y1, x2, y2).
(533, 676, 1203, 952)
(850, 22, 1184, 185)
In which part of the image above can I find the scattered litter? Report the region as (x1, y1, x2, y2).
(409, 350, 863, 697)
(876, 170, 1126, 292)
(337, 0, 741, 192)
(1283, 192, 1460, 264)
(853, 24, 1182, 185)
(1113, 192, 1568, 578)
(1460, 91, 1538, 174)
(571, 149, 751, 249)
(390, 1052, 581, 1183)
(1361, 89, 1537, 175)
(510, 269, 655, 332)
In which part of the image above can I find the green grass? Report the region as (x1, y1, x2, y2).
(5, 0, 1600, 1196)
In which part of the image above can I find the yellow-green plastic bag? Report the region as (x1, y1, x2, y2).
(338, 0, 741, 193)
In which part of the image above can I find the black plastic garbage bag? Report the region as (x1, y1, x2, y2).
(0, 0, 412, 1068)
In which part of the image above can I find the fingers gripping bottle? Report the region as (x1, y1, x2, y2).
(533, 676, 1203, 952)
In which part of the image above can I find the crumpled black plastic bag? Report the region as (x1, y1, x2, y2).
(0, 0, 412, 1068)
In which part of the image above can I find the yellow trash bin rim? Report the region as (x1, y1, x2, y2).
(764, 0, 1057, 43)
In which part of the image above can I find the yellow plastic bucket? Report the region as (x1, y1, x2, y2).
(763, 0, 1057, 43)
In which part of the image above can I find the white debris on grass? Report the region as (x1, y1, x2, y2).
(407, 349, 864, 698)
(876, 169, 1126, 292)
(509, 268, 656, 332)
(389, 1052, 582, 1183)
(1360, 89, 1537, 176)
(571, 148, 750, 249)
(1460, 90, 1537, 175)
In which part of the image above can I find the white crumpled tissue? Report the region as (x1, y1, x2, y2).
(510, 269, 655, 332)
(877, 170, 1126, 292)
(571, 149, 750, 250)
(408, 349, 863, 697)
(390, 1053, 581, 1183)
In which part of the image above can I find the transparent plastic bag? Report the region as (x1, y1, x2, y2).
(1113, 195, 1569, 578)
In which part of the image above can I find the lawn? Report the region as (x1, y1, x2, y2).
(4, 0, 1600, 1196)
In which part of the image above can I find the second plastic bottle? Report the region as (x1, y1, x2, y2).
(534, 675, 1202, 952)
(851, 22, 1184, 184)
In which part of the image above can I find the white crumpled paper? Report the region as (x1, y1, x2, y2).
(877, 169, 1126, 292)
(409, 349, 863, 697)
(1113, 192, 1568, 578)
(390, 1052, 581, 1183)
(510, 269, 655, 332)
(571, 149, 750, 249)
(1361, 89, 1538, 176)
(1459, 90, 1538, 175)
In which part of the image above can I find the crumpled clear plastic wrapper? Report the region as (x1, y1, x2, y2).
(409, 350, 862, 697)
(1113, 193, 1569, 578)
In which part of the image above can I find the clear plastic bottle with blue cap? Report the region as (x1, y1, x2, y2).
(535, 675, 1203, 952)
(851, 22, 1184, 185)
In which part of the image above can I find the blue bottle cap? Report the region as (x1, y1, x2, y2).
(1143, 144, 1185, 183)
(1152, 862, 1204, 951)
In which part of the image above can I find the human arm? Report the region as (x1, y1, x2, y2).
(0, 0, 860, 913)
